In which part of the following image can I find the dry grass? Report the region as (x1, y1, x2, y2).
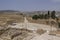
(49, 30, 60, 37)
(0, 14, 24, 26)
(49, 30, 60, 35)
(27, 17, 49, 24)
(27, 17, 57, 27)
(0, 28, 33, 40)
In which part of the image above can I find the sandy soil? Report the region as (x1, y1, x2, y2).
(7, 17, 60, 40)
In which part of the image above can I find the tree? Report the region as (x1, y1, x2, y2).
(51, 11, 56, 19)
(32, 15, 39, 20)
(47, 11, 50, 19)
(44, 11, 50, 19)
(39, 14, 44, 19)
(44, 14, 48, 19)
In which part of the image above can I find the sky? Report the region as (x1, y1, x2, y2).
(0, 0, 60, 11)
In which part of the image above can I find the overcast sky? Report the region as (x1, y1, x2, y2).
(0, 0, 60, 11)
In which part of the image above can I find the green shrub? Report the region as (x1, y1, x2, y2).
(32, 15, 39, 20)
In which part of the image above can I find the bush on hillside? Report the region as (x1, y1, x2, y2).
(32, 15, 39, 20)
